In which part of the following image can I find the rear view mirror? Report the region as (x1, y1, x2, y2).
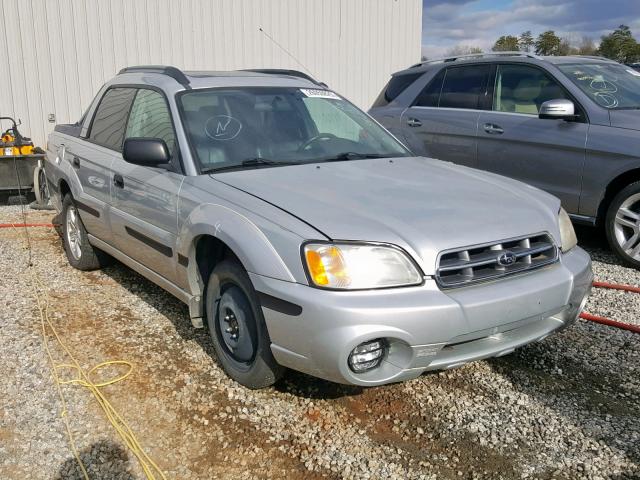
(122, 138, 170, 166)
(539, 99, 576, 120)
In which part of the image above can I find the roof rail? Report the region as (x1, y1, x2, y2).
(241, 68, 326, 86)
(410, 51, 539, 69)
(572, 55, 615, 62)
(118, 65, 191, 88)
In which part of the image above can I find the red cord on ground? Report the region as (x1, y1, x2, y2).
(0, 223, 56, 228)
(581, 281, 640, 333)
(579, 312, 640, 334)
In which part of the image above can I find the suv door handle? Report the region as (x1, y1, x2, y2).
(72, 156, 80, 168)
(113, 174, 124, 188)
(406, 117, 422, 127)
(483, 123, 504, 135)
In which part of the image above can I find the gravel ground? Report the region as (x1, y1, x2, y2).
(0, 205, 638, 479)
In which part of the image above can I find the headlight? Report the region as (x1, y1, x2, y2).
(558, 207, 577, 252)
(303, 242, 423, 289)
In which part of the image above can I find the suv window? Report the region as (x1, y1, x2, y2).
(493, 64, 569, 115)
(125, 89, 176, 155)
(88, 88, 136, 150)
(372, 72, 422, 107)
(438, 65, 491, 110)
(415, 69, 445, 107)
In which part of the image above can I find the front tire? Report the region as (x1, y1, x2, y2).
(605, 181, 640, 269)
(205, 259, 284, 389)
(61, 194, 109, 270)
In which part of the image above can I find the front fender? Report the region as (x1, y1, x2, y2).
(177, 203, 297, 296)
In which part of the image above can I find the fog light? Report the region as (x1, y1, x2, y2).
(348, 339, 386, 373)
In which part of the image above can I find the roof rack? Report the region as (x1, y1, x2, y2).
(410, 51, 539, 69)
(572, 55, 615, 62)
(118, 65, 191, 88)
(241, 68, 326, 86)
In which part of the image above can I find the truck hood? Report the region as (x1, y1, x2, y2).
(609, 109, 640, 131)
(213, 157, 561, 275)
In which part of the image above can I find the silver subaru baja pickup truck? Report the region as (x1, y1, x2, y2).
(45, 66, 592, 389)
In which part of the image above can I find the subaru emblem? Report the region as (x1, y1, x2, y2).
(497, 251, 517, 266)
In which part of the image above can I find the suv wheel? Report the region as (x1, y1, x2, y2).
(605, 181, 640, 268)
(61, 194, 110, 270)
(205, 259, 284, 389)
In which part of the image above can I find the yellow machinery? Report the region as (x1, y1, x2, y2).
(0, 116, 34, 156)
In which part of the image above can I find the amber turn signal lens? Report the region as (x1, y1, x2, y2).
(305, 249, 329, 285)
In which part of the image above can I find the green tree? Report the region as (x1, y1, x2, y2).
(519, 31, 535, 52)
(599, 25, 640, 63)
(492, 35, 519, 52)
(535, 31, 562, 55)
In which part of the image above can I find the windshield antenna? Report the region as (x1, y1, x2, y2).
(258, 27, 317, 78)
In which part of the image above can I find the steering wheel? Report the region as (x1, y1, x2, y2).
(298, 133, 338, 152)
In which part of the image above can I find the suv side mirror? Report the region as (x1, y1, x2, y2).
(539, 99, 576, 120)
(122, 138, 170, 166)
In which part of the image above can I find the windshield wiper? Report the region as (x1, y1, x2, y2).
(203, 157, 296, 174)
(318, 152, 393, 162)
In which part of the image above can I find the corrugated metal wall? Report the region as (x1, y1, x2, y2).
(0, 0, 421, 147)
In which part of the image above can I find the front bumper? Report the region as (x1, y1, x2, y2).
(251, 247, 593, 386)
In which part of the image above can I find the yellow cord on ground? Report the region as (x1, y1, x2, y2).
(12, 222, 168, 480)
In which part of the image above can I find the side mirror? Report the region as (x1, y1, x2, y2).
(539, 99, 576, 120)
(122, 138, 170, 166)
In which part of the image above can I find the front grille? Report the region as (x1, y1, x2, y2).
(436, 233, 558, 288)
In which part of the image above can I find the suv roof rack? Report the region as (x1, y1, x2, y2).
(572, 55, 615, 62)
(241, 68, 326, 86)
(410, 51, 539, 69)
(118, 65, 191, 88)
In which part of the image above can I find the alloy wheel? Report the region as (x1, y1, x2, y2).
(613, 192, 640, 261)
(65, 205, 82, 260)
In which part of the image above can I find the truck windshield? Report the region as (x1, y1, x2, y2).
(558, 62, 640, 110)
(178, 87, 410, 172)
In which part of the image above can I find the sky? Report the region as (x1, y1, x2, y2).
(422, 0, 640, 58)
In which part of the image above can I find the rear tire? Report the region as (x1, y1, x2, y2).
(33, 165, 50, 206)
(61, 194, 110, 270)
(205, 259, 284, 389)
(605, 181, 640, 269)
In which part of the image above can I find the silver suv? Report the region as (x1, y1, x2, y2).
(370, 53, 640, 268)
(45, 66, 592, 389)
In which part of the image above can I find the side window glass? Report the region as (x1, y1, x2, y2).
(374, 72, 423, 107)
(439, 65, 491, 110)
(125, 89, 176, 155)
(493, 64, 569, 115)
(88, 88, 136, 150)
(414, 69, 445, 107)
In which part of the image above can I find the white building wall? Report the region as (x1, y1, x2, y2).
(0, 0, 421, 147)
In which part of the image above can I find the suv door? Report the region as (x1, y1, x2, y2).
(476, 63, 588, 212)
(109, 88, 183, 283)
(400, 64, 491, 168)
(72, 87, 137, 244)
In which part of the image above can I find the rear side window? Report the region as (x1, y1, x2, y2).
(414, 69, 446, 107)
(88, 88, 136, 151)
(438, 65, 491, 110)
(372, 72, 422, 107)
(125, 89, 176, 155)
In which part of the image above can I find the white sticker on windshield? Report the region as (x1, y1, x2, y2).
(300, 88, 340, 99)
(626, 68, 640, 77)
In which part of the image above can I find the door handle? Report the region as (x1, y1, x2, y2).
(483, 123, 504, 135)
(72, 156, 80, 168)
(113, 174, 124, 188)
(406, 117, 422, 127)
